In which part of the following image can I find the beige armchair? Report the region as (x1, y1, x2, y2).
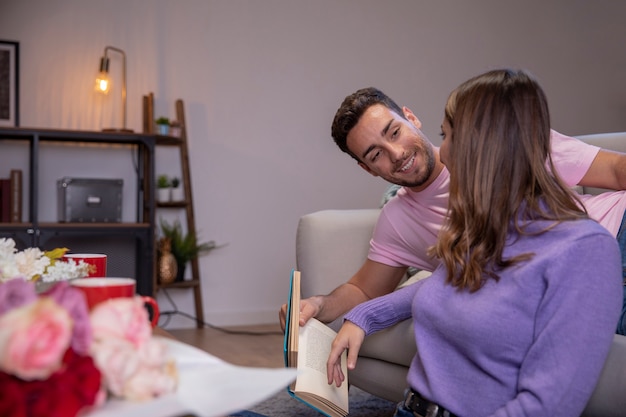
(295, 132, 626, 416)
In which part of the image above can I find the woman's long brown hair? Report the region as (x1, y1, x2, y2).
(431, 69, 587, 292)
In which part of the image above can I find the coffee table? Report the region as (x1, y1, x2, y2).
(86, 336, 297, 417)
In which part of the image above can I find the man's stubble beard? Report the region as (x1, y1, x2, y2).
(387, 144, 436, 188)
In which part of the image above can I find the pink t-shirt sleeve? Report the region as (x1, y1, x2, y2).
(550, 130, 600, 186)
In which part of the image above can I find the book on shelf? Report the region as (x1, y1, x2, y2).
(283, 269, 349, 417)
(0, 178, 10, 223)
(9, 169, 22, 223)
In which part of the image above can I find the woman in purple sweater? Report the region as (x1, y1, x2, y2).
(326, 69, 622, 417)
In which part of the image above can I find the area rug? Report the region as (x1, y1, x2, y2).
(229, 386, 396, 417)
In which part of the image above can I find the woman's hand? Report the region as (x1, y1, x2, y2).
(326, 321, 365, 387)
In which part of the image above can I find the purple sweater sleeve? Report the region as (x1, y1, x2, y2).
(344, 278, 425, 335)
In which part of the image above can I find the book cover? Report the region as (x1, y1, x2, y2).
(0, 178, 10, 223)
(9, 169, 22, 223)
(284, 269, 349, 417)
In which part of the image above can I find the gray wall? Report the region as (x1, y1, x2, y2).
(1, 0, 625, 327)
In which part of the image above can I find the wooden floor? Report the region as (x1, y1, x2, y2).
(166, 324, 285, 368)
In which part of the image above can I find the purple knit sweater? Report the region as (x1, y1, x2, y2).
(345, 218, 622, 417)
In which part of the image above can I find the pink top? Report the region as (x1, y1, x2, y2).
(369, 130, 626, 269)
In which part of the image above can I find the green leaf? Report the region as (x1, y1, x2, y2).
(159, 219, 215, 264)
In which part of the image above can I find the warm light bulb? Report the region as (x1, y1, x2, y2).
(95, 72, 110, 94)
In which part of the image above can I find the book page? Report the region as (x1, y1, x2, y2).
(294, 318, 349, 413)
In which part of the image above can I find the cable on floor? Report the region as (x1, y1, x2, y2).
(157, 287, 283, 336)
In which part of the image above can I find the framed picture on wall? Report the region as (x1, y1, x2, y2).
(0, 40, 19, 127)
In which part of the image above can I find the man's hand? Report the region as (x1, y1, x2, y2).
(326, 321, 365, 387)
(279, 295, 324, 331)
(278, 261, 408, 331)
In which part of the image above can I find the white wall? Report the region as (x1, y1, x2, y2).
(1, 0, 625, 328)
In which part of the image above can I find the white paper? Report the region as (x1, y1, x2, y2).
(86, 337, 297, 417)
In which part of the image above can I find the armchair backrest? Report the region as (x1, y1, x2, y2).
(296, 209, 380, 298)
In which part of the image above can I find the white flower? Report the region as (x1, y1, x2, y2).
(41, 260, 91, 283)
(0, 238, 16, 257)
(0, 238, 88, 283)
(14, 247, 50, 280)
(0, 238, 23, 282)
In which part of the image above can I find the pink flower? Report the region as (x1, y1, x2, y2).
(0, 279, 37, 315)
(90, 338, 141, 397)
(0, 297, 72, 380)
(89, 298, 177, 401)
(44, 282, 92, 355)
(90, 297, 151, 348)
(91, 337, 177, 401)
(123, 355, 178, 401)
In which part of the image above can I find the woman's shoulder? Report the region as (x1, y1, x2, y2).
(541, 218, 620, 262)
(521, 217, 616, 252)
(555, 217, 613, 237)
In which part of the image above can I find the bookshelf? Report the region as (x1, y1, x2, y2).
(0, 127, 156, 296)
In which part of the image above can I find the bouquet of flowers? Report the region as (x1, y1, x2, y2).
(0, 239, 178, 417)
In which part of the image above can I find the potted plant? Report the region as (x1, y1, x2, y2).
(170, 176, 183, 202)
(156, 174, 171, 202)
(159, 218, 215, 281)
(155, 116, 170, 135)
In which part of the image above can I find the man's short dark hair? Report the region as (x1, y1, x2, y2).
(331, 87, 404, 160)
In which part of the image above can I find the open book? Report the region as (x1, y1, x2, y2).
(283, 270, 349, 417)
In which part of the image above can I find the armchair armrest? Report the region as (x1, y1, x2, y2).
(583, 334, 626, 417)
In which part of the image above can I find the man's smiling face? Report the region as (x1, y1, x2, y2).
(346, 104, 439, 190)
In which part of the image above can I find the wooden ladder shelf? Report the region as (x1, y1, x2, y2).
(144, 93, 204, 328)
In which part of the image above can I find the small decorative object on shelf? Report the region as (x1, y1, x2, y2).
(159, 219, 216, 282)
(155, 116, 170, 135)
(157, 237, 177, 284)
(170, 176, 183, 202)
(156, 174, 171, 203)
(169, 120, 182, 138)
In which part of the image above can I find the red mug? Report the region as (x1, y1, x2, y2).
(62, 253, 107, 277)
(70, 277, 160, 327)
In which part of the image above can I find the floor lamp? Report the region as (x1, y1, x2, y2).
(95, 46, 133, 133)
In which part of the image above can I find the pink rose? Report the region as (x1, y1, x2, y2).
(91, 337, 177, 401)
(90, 338, 141, 397)
(123, 357, 178, 401)
(0, 297, 72, 380)
(90, 297, 151, 348)
(89, 297, 177, 401)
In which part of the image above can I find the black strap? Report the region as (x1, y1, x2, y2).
(404, 389, 458, 417)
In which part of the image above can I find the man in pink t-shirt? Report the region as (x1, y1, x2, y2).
(279, 87, 626, 334)
(370, 130, 626, 268)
